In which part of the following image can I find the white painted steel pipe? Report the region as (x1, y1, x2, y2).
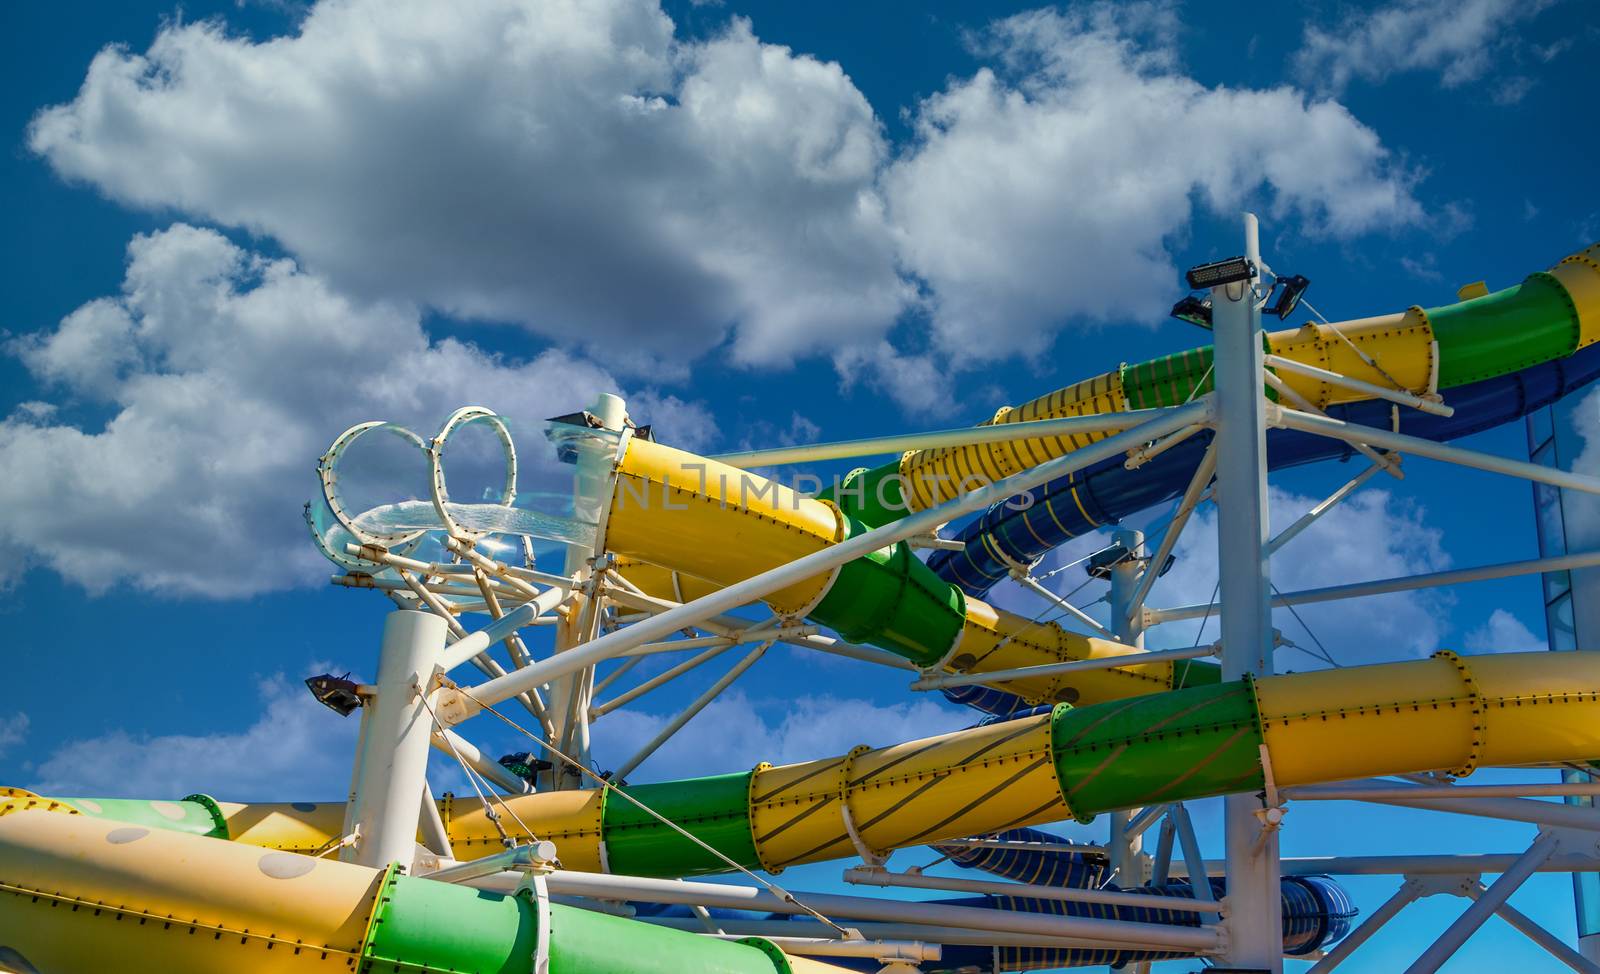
(1264, 460, 1387, 557)
(1277, 407, 1600, 496)
(711, 408, 1183, 469)
(1171, 853, 1600, 877)
(693, 936, 940, 962)
(1013, 572, 1116, 639)
(639, 917, 1112, 950)
(1126, 447, 1216, 619)
(517, 871, 1223, 951)
(590, 643, 734, 718)
(909, 643, 1217, 691)
(1405, 831, 1560, 973)
(429, 726, 531, 795)
(466, 401, 1212, 711)
(347, 609, 447, 868)
(843, 867, 1223, 913)
(1284, 782, 1600, 801)
(1264, 353, 1454, 417)
(1150, 548, 1600, 623)
(1306, 879, 1421, 973)
(1470, 885, 1600, 974)
(611, 643, 769, 781)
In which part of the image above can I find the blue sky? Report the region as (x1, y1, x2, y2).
(3, 1, 1599, 970)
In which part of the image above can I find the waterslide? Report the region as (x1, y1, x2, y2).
(4, 241, 1600, 972)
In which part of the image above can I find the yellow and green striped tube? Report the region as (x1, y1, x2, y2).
(824, 241, 1600, 525)
(20, 651, 1600, 881)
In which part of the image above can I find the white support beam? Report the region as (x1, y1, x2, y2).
(1306, 879, 1422, 973)
(1405, 831, 1560, 973)
(1212, 211, 1281, 970)
(1149, 548, 1600, 623)
(610, 643, 770, 782)
(710, 408, 1183, 469)
(843, 866, 1222, 913)
(907, 643, 1217, 692)
(1264, 353, 1454, 417)
(1264, 459, 1387, 557)
(1277, 406, 1600, 496)
(1469, 881, 1600, 974)
(1012, 571, 1117, 639)
(517, 870, 1225, 951)
(1126, 447, 1217, 621)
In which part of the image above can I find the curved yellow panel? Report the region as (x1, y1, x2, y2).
(747, 714, 1062, 870)
(219, 801, 346, 854)
(1468, 651, 1600, 767)
(1266, 310, 1437, 408)
(0, 809, 376, 972)
(1256, 657, 1473, 786)
(481, 787, 607, 872)
(1551, 244, 1600, 350)
(614, 557, 724, 604)
(899, 372, 1127, 512)
(957, 599, 1174, 705)
(605, 438, 844, 615)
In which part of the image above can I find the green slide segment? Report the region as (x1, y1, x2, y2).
(816, 462, 905, 526)
(1051, 679, 1265, 822)
(1431, 273, 1581, 387)
(809, 516, 966, 667)
(61, 795, 229, 839)
(602, 773, 758, 877)
(363, 865, 805, 974)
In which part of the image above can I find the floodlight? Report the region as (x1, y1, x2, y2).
(306, 673, 363, 716)
(499, 751, 553, 784)
(1266, 274, 1311, 319)
(1085, 541, 1133, 579)
(1185, 256, 1257, 290)
(1170, 295, 1213, 330)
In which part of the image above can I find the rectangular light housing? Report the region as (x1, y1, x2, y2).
(1186, 256, 1257, 290)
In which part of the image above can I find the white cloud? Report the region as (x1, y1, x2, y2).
(1143, 485, 1453, 665)
(880, 4, 1422, 364)
(589, 689, 971, 783)
(27, 0, 1424, 408)
(1, 224, 711, 596)
(1463, 609, 1545, 653)
(27, 0, 909, 371)
(28, 672, 359, 800)
(0, 714, 28, 758)
(1293, 0, 1560, 95)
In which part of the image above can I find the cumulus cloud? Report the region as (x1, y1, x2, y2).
(28, 0, 1422, 401)
(881, 4, 1422, 363)
(1142, 485, 1453, 665)
(28, 672, 358, 800)
(589, 689, 971, 782)
(1463, 609, 1545, 653)
(0, 714, 28, 758)
(28, 0, 908, 370)
(1293, 0, 1562, 95)
(1, 224, 711, 596)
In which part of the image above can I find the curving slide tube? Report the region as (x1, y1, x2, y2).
(0, 807, 850, 974)
(927, 340, 1600, 599)
(822, 241, 1600, 532)
(13, 650, 1600, 881)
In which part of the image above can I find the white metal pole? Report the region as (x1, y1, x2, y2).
(1213, 211, 1282, 970)
(1469, 883, 1600, 974)
(347, 608, 447, 868)
(1306, 879, 1422, 973)
(843, 866, 1222, 913)
(1109, 529, 1147, 901)
(711, 408, 1179, 468)
(1405, 831, 1561, 973)
(1149, 548, 1600, 623)
(548, 393, 626, 787)
(610, 643, 769, 782)
(525, 871, 1224, 951)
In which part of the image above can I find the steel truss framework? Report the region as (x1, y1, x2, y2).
(320, 214, 1600, 974)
